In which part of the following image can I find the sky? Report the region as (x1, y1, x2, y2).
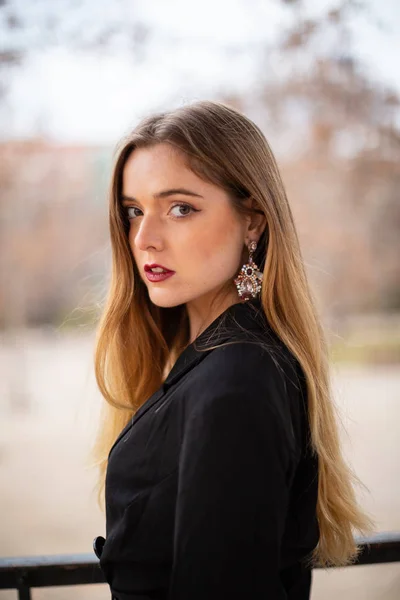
(1, 0, 399, 144)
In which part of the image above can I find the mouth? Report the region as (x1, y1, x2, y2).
(144, 263, 175, 283)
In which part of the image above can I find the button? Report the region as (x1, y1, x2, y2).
(93, 535, 106, 559)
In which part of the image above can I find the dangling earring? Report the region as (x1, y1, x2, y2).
(234, 240, 263, 301)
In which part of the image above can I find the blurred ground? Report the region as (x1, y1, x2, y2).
(0, 329, 399, 599)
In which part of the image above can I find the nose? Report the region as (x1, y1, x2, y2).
(132, 214, 164, 253)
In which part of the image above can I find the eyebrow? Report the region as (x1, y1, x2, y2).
(121, 188, 204, 205)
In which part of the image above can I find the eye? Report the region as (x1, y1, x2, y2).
(169, 203, 196, 218)
(126, 206, 143, 220)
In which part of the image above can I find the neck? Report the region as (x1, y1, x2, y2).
(186, 290, 244, 345)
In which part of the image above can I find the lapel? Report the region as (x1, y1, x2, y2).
(108, 297, 265, 457)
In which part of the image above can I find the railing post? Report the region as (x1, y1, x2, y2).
(17, 572, 31, 600)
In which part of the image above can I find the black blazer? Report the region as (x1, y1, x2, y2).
(93, 297, 319, 600)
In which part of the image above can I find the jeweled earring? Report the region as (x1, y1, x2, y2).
(234, 240, 263, 301)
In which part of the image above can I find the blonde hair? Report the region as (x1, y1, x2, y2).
(91, 100, 374, 568)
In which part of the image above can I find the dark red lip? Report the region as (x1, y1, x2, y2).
(144, 263, 174, 273)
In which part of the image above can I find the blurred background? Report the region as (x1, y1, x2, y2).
(0, 0, 399, 598)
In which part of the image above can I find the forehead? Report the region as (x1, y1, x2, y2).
(122, 143, 200, 192)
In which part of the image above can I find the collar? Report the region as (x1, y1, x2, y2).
(162, 296, 267, 390)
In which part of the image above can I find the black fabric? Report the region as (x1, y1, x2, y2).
(95, 297, 319, 599)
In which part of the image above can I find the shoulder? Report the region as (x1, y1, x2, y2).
(186, 340, 304, 455)
(192, 338, 301, 399)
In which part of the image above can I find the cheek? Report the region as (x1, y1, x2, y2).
(128, 225, 141, 260)
(128, 227, 135, 252)
(187, 214, 243, 271)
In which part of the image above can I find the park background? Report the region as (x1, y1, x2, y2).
(0, 0, 399, 598)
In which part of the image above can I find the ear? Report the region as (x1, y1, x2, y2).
(242, 197, 267, 242)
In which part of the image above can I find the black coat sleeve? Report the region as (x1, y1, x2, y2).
(168, 344, 297, 600)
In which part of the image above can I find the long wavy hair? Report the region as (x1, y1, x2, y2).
(91, 100, 374, 568)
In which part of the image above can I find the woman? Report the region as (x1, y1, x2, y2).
(91, 100, 373, 600)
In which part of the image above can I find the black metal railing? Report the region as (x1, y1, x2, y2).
(1, 532, 399, 600)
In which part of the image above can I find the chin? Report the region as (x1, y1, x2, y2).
(147, 290, 187, 309)
(147, 284, 210, 309)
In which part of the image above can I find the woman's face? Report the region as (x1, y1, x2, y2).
(121, 143, 249, 311)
